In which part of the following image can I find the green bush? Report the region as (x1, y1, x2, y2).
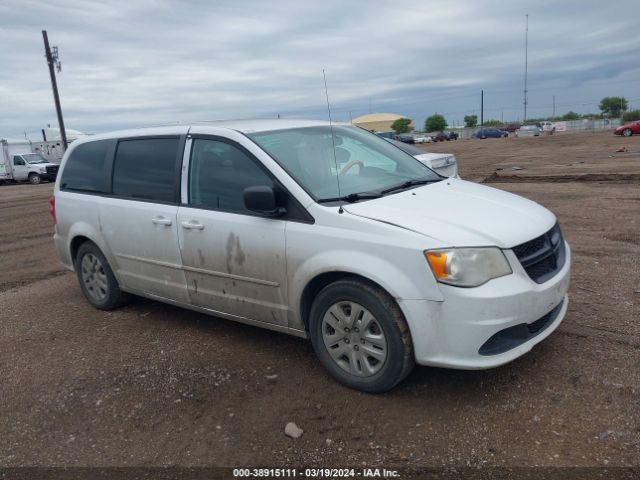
(622, 110, 640, 122)
(561, 111, 580, 120)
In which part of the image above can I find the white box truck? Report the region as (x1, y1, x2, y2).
(1, 139, 60, 185)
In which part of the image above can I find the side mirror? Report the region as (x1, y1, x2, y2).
(243, 185, 286, 217)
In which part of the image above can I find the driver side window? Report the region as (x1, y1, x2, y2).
(13, 156, 25, 166)
(189, 138, 275, 214)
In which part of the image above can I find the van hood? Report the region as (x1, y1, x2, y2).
(343, 179, 555, 248)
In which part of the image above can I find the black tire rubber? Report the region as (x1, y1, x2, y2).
(308, 278, 414, 393)
(75, 241, 128, 310)
(623, 128, 632, 137)
(28, 173, 41, 185)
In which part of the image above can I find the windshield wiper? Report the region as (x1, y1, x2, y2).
(318, 192, 382, 203)
(380, 178, 442, 195)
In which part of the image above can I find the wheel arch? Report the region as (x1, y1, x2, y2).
(70, 235, 93, 264)
(66, 222, 117, 274)
(298, 271, 418, 334)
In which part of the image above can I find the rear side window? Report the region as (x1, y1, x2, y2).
(112, 137, 180, 203)
(60, 140, 110, 192)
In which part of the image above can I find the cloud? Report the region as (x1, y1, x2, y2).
(1, 0, 639, 136)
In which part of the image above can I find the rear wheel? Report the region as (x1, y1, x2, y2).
(623, 128, 632, 137)
(28, 173, 41, 185)
(309, 279, 414, 393)
(75, 242, 128, 310)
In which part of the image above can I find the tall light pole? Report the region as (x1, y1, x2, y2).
(523, 14, 529, 123)
(42, 30, 68, 150)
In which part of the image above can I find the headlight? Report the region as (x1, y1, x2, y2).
(425, 247, 512, 287)
(39, 167, 47, 173)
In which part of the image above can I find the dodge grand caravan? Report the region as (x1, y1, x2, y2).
(52, 120, 570, 392)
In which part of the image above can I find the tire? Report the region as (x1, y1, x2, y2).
(75, 242, 128, 310)
(28, 173, 42, 185)
(623, 128, 632, 137)
(308, 278, 414, 393)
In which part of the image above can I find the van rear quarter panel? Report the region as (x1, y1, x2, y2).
(54, 191, 115, 270)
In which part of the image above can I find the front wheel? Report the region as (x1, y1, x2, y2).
(309, 279, 414, 393)
(623, 128, 632, 137)
(28, 173, 41, 185)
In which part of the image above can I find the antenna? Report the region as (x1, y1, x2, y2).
(323, 69, 342, 201)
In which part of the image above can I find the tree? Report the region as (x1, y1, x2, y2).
(464, 115, 477, 128)
(483, 119, 502, 127)
(599, 96, 628, 118)
(425, 114, 447, 132)
(390, 118, 412, 134)
(561, 111, 580, 120)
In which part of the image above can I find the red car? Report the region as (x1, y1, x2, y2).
(614, 120, 640, 137)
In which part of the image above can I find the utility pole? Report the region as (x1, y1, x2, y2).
(552, 95, 556, 119)
(480, 90, 484, 127)
(42, 30, 68, 150)
(523, 14, 529, 123)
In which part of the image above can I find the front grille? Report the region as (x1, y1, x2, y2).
(46, 165, 59, 176)
(512, 223, 566, 284)
(478, 300, 564, 356)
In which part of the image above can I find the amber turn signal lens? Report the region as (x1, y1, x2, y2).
(426, 251, 448, 279)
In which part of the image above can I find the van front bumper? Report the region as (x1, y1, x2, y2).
(399, 242, 571, 369)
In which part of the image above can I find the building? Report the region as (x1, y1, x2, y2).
(351, 113, 413, 133)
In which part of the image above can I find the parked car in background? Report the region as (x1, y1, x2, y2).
(476, 128, 508, 139)
(385, 138, 459, 178)
(52, 119, 570, 392)
(540, 121, 556, 133)
(1, 139, 60, 184)
(431, 131, 458, 142)
(414, 135, 433, 143)
(502, 123, 522, 133)
(515, 125, 542, 137)
(397, 133, 415, 144)
(614, 120, 640, 137)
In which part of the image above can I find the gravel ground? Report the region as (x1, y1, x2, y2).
(0, 131, 638, 469)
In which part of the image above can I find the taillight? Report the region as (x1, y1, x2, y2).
(49, 195, 56, 224)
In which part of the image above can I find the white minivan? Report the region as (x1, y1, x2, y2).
(52, 120, 570, 392)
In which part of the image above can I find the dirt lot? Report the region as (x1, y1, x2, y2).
(1, 131, 639, 470)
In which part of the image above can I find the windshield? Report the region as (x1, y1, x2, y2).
(22, 154, 48, 164)
(248, 125, 440, 202)
(384, 138, 426, 156)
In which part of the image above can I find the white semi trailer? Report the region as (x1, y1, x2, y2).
(1, 139, 60, 185)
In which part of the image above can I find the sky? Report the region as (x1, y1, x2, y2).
(1, 0, 639, 138)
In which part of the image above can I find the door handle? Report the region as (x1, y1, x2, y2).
(181, 220, 204, 231)
(152, 216, 172, 226)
